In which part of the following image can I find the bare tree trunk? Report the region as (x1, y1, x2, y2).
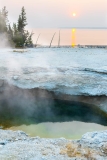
(58, 30, 60, 48)
(35, 33, 41, 47)
(49, 32, 56, 48)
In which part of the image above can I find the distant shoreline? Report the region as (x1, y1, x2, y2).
(14, 45, 107, 49)
(30, 45, 107, 48)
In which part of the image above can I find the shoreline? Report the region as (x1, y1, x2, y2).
(14, 45, 107, 49)
(0, 129, 107, 159)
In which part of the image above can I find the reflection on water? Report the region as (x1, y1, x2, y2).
(9, 121, 107, 139)
(72, 28, 76, 47)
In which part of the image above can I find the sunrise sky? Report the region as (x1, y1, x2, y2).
(0, 0, 107, 28)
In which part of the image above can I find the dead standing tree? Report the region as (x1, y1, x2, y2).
(58, 30, 60, 48)
(35, 33, 41, 47)
(49, 32, 56, 48)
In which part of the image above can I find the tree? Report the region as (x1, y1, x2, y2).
(20, 7, 27, 31)
(0, 6, 33, 48)
(14, 7, 27, 47)
(14, 6, 33, 47)
(0, 6, 8, 33)
(17, 15, 22, 33)
(25, 32, 34, 47)
(8, 24, 13, 37)
(7, 24, 16, 46)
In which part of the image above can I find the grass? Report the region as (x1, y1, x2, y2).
(60, 142, 97, 159)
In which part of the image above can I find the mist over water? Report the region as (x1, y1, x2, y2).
(0, 83, 107, 139)
(3, 94, 107, 139)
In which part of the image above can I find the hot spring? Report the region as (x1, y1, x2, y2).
(0, 82, 107, 139)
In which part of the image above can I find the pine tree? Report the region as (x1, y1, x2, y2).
(8, 24, 13, 39)
(8, 24, 13, 35)
(13, 23, 18, 35)
(25, 32, 34, 47)
(12, 23, 17, 42)
(17, 7, 27, 33)
(14, 7, 33, 47)
(17, 15, 22, 33)
(21, 7, 27, 31)
(0, 6, 8, 33)
(15, 7, 29, 47)
(0, 6, 33, 48)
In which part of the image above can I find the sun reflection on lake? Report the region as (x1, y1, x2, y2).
(72, 28, 76, 47)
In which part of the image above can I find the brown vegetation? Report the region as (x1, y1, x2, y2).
(60, 142, 98, 160)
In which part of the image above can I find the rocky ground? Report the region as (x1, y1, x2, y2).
(0, 129, 107, 160)
(0, 48, 107, 159)
(1, 48, 107, 114)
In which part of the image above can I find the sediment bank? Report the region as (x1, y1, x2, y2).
(0, 129, 107, 159)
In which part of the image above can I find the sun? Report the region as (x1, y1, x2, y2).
(73, 13, 76, 17)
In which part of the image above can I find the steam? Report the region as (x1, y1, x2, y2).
(0, 47, 106, 139)
(0, 81, 106, 129)
(0, 33, 12, 48)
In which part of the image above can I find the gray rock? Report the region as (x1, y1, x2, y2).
(0, 80, 4, 87)
(13, 76, 19, 80)
(0, 129, 106, 159)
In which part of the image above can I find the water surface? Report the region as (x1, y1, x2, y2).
(1, 98, 106, 140)
(9, 121, 107, 139)
(31, 28, 107, 46)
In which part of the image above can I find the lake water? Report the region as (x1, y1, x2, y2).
(31, 28, 107, 46)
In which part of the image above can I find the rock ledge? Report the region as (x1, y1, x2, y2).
(0, 129, 107, 160)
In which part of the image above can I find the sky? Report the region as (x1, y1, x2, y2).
(0, 0, 107, 29)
